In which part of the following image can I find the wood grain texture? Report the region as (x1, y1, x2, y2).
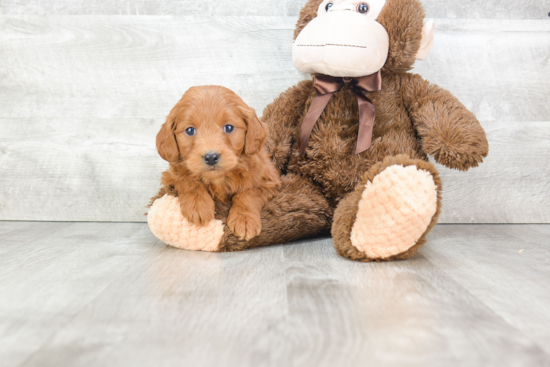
(422, 0, 549, 19)
(423, 225, 550, 357)
(0, 223, 159, 367)
(0, 16, 549, 222)
(0, 0, 548, 19)
(414, 19, 550, 123)
(437, 120, 550, 223)
(1, 222, 549, 366)
(1, 222, 288, 367)
(1, 119, 548, 223)
(0, 16, 304, 119)
(0, 117, 163, 222)
(283, 236, 550, 366)
(1, 17, 549, 121)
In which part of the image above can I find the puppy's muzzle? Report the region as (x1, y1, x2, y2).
(203, 152, 220, 166)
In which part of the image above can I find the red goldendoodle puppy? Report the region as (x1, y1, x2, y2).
(155, 86, 280, 240)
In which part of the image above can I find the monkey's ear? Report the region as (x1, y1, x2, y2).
(294, 0, 324, 40)
(241, 106, 267, 156)
(416, 20, 435, 60)
(156, 114, 180, 163)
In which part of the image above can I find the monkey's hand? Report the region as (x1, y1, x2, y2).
(418, 112, 489, 171)
(403, 74, 489, 171)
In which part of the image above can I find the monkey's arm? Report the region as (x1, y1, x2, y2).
(262, 80, 312, 172)
(402, 73, 489, 171)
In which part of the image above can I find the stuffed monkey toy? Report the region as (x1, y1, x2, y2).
(148, 0, 489, 261)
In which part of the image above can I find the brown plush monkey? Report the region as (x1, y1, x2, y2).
(148, 0, 488, 261)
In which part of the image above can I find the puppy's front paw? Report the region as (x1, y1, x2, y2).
(185, 208, 215, 227)
(227, 209, 261, 241)
(179, 196, 215, 226)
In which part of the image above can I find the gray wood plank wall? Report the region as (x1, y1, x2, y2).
(0, 1, 549, 223)
(1, 0, 548, 18)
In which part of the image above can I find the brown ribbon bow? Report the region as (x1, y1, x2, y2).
(299, 70, 382, 156)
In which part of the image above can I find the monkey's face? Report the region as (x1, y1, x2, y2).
(293, 0, 389, 77)
(293, 0, 434, 77)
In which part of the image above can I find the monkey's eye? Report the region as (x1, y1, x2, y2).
(185, 127, 196, 136)
(224, 124, 235, 134)
(357, 3, 369, 13)
(325, 2, 334, 11)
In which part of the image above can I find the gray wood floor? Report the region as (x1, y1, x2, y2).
(0, 222, 549, 367)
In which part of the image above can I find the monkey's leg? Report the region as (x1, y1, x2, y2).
(332, 155, 442, 262)
(148, 174, 333, 252)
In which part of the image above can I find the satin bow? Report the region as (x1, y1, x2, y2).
(299, 71, 382, 156)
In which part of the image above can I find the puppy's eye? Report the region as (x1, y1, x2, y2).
(185, 127, 196, 136)
(224, 124, 235, 134)
(325, 2, 334, 11)
(357, 3, 369, 13)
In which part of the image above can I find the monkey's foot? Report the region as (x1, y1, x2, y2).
(147, 195, 224, 252)
(332, 155, 442, 262)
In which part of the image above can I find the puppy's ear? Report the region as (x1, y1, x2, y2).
(156, 114, 180, 163)
(241, 105, 267, 156)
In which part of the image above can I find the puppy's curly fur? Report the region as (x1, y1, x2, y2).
(154, 86, 280, 241)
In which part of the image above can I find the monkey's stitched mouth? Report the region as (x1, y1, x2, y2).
(295, 43, 367, 49)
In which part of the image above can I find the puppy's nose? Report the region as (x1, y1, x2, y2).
(203, 152, 220, 166)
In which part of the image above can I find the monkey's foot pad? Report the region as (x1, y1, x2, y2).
(148, 195, 224, 252)
(350, 164, 438, 259)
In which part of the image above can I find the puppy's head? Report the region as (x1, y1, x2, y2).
(156, 86, 267, 178)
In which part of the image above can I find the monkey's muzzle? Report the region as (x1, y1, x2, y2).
(293, 11, 389, 78)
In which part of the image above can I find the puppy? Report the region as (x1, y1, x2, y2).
(155, 86, 280, 241)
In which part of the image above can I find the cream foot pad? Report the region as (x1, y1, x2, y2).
(350, 165, 438, 259)
(147, 195, 224, 252)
